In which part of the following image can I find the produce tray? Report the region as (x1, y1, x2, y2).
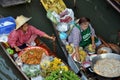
(18, 46, 48, 65)
(40, 0, 66, 14)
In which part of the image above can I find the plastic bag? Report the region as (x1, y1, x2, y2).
(47, 11, 60, 24)
(21, 64, 40, 78)
(40, 53, 54, 69)
(56, 23, 69, 32)
(0, 34, 8, 42)
(60, 8, 74, 23)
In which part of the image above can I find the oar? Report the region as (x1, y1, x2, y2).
(99, 36, 120, 54)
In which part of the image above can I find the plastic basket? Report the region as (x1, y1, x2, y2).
(0, 16, 16, 35)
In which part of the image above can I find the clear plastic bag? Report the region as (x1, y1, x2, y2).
(60, 8, 74, 23)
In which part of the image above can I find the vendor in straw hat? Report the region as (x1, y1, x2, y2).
(8, 15, 55, 52)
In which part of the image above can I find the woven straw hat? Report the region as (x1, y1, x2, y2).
(15, 15, 32, 30)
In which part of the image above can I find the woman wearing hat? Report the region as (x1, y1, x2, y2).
(8, 15, 55, 52)
(68, 17, 101, 60)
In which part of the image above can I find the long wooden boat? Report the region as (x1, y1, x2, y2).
(0, 38, 63, 80)
(39, 0, 88, 79)
(0, 0, 30, 7)
(51, 24, 88, 79)
(107, 0, 120, 13)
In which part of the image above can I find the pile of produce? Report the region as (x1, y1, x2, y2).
(21, 64, 40, 77)
(40, 57, 68, 77)
(19, 46, 48, 64)
(66, 43, 75, 54)
(66, 44, 87, 63)
(45, 70, 80, 80)
(41, 0, 66, 14)
(78, 47, 87, 62)
(85, 44, 95, 54)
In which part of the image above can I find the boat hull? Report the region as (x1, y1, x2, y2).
(107, 0, 120, 13)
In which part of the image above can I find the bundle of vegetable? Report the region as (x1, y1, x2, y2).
(45, 70, 80, 80)
(21, 64, 40, 77)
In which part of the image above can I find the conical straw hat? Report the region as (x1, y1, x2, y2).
(15, 15, 32, 30)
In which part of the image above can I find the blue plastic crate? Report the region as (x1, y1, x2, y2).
(0, 16, 16, 35)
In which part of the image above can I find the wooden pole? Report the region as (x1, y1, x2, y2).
(73, 0, 76, 8)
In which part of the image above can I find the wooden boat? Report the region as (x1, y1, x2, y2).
(0, 0, 30, 7)
(107, 0, 120, 13)
(40, 0, 88, 79)
(0, 37, 62, 80)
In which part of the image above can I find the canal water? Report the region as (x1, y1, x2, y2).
(0, 0, 120, 79)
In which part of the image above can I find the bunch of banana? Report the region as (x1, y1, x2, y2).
(78, 48, 87, 62)
(44, 0, 66, 14)
(66, 44, 74, 54)
(88, 44, 95, 52)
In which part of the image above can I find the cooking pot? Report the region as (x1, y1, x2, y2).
(97, 47, 112, 54)
(89, 53, 120, 78)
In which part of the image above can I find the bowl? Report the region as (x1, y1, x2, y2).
(97, 47, 112, 54)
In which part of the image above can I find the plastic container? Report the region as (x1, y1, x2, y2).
(0, 16, 16, 35)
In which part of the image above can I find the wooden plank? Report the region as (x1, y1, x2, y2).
(107, 0, 120, 13)
(0, 0, 28, 7)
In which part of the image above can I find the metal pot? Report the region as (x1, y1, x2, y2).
(89, 53, 120, 78)
(97, 47, 112, 54)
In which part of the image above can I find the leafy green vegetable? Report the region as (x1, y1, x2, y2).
(45, 70, 80, 80)
(22, 64, 40, 77)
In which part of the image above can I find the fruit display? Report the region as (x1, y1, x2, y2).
(78, 48, 87, 62)
(85, 44, 95, 54)
(45, 69, 80, 80)
(41, 0, 66, 14)
(72, 47, 87, 63)
(19, 46, 48, 64)
(66, 43, 75, 54)
(40, 57, 68, 77)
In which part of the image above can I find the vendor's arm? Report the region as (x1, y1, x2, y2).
(72, 27, 81, 61)
(75, 46, 80, 61)
(43, 34, 55, 41)
(8, 30, 21, 52)
(91, 35, 96, 48)
(89, 24, 96, 48)
(30, 26, 55, 41)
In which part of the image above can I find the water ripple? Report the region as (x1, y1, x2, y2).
(0, 56, 19, 80)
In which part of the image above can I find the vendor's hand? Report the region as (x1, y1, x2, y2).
(92, 43, 96, 49)
(50, 36, 56, 41)
(75, 52, 80, 61)
(15, 47, 21, 52)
